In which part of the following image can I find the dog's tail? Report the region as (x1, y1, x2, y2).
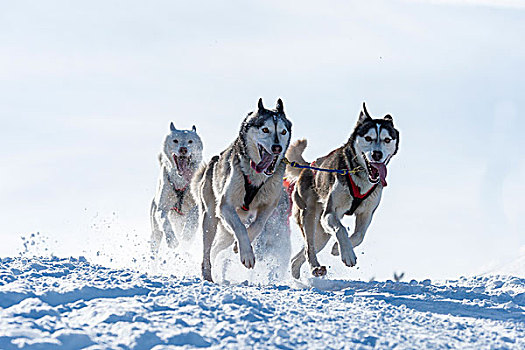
(190, 164, 207, 203)
(190, 156, 219, 204)
(285, 139, 308, 179)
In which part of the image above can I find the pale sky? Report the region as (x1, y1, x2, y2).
(1, 0, 524, 280)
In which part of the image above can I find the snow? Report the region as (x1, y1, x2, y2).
(484, 248, 525, 279)
(1, 256, 524, 349)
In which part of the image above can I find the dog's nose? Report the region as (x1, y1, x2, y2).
(271, 145, 282, 154)
(372, 151, 383, 162)
(179, 147, 188, 156)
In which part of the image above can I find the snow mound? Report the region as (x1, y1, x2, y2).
(485, 248, 525, 278)
(0, 256, 524, 349)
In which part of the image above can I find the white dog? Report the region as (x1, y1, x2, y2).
(191, 98, 292, 282)
(150, 123, 203, 253)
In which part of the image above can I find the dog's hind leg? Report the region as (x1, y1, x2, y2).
(291, 209, 331, 279)
(291, 247, 306, 279)
(290, 205, 306, 279)
(201, 209, 218, 282)
(303, 202, 328, 277)
(291, 205, 308, 279)
(198, 158, 220, 282)
(210, 227, 234, 263)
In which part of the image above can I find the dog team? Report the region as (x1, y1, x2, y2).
(150, 98, 400, 282)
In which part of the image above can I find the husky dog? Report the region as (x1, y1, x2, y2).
(286, 103, 399, 279)
(150, 123, 203, 253)
(192, 98, 292, 282)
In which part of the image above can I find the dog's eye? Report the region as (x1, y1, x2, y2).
(281, 130, 287, 135)
(364, 136, 373, 142)
(262, 127, 270, 133)
(188, 140, 193, 144)
(173, 139, 179, 143)
(384, 138, 391, 144)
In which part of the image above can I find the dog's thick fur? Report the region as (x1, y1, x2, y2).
(150, 123, 203, 253)
(191, 98, 292, 282)
(286, 103, 399, 279)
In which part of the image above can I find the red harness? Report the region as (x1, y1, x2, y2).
(347, 173, 377, 199)
(170, 183, 189, 215)
(240, 174, 263, 212)
(345, 173, 378, 215)
(305, 160, 377, 215)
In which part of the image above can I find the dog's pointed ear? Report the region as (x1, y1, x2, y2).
(383, 114, 393, 123)
(358, 102, 372, 124)
(170, 122, 177, 131)
(276, 98, 284, 113)
(257, 98, 264, 112)
(192, 125, 197, 132)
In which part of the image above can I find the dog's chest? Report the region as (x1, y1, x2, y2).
(346, 188, 382, 216)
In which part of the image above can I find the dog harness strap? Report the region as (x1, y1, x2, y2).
(166, 172, 190, 215)
(345, 173, 377, 216)
(241, 174, 262, 211)
(170, 187, 187, 215)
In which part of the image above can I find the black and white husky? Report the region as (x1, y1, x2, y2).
(285, 103, 400, 279)
(150, 123, 203, 253)
(191, 98, 292, 282)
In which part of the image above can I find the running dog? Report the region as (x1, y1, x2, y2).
(191, 98, 292, 282)
(286, 103, 399, 279)
(150, 123, 203, 253)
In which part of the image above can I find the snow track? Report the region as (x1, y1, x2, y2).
(0, 257, 524, 349)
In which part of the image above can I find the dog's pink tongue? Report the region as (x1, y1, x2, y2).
(174, 155, 192, 179)
(254, 152, 273, 173)
(371, 162, 388, 186)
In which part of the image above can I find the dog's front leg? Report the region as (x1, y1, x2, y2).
(181, 205, 199, 241)
(331, 210, 375, 256)
(156, 170, 178, 249)
(246, 194, 280, 243)
(218, 200, 255, 269)
(321, 191, 357, 268)
(350, 210, 375, 248)
(158, 210, 178, 249)
(233, 194, 280, 254)
(323, 211, 357, 267)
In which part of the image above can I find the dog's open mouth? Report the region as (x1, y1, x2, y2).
(173, 154, 192, 176)
(363, 153, 388, 186)
(250, 145, 280, 176)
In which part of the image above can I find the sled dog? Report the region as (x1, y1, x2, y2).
(192, 98, 292, 282)
(286, 103, 399, 279)
(150, 123, 203, 253)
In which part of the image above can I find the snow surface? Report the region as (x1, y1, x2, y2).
(1, 256, 524, 349)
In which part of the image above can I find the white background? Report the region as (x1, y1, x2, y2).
(1, 0, 524, 280)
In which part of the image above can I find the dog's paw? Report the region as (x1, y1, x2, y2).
(239, 244, 255, 269)
(339, 243, 357, 267)
(201, 263, 213, 282)
(331, 242, 339, 256)
(202, 270, 213, 282)
(233, 241, 238, 254)
(311, 266, 327, 277)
